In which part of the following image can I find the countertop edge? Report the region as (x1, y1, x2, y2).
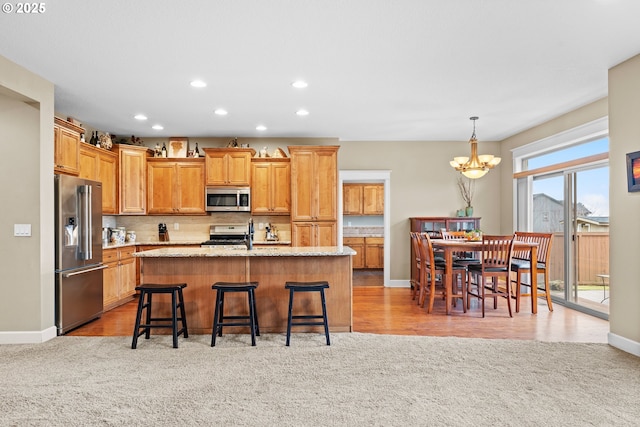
(134, 246, 356, 258)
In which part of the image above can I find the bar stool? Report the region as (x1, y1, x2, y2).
(285, 281, 330, 346)
(131, 283, 188, 349)
(211, 282, 260, 346)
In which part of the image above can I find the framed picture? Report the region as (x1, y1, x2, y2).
(168, 137, 188, 158)
(626, 151, 640, 192)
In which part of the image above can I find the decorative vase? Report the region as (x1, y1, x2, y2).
(465, 206, 474, 217)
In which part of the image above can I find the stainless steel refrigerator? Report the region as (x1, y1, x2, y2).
(54, 174, 105, 335)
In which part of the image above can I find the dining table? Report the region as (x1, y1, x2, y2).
(430, 238, 540, 315)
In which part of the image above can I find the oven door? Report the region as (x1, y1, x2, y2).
(205, 187, 250, 212)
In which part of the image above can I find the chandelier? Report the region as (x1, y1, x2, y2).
(450, 116, 501, 179)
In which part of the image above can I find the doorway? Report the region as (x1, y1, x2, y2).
(338, 170, 391, 287)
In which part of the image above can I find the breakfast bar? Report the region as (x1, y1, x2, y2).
(134, 246, 355, 334)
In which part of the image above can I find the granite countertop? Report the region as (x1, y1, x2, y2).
(134, 246, 356, 258)
(103, 239, 292, 250)
(343, 226, 384, 238)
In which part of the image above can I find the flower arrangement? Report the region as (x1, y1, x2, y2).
(457, 177, 475, 208)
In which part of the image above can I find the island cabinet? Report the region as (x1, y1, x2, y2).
(343, 183, 384, 215)
(289, 146, 339, 246)
(203, 148, 255, 186)
(114, 144, 151, 214)
(102, 246, 136, 310)
(79, 143, 118, 214)
(251, 158, 290, 215)
(147, 158, 206, 214)
(54, 117, 83, 176)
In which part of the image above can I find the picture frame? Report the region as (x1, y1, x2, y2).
(168, 137, 188, 158)
(626, 150, 640, 192)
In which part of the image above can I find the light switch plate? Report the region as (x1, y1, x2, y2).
(14, 224, 31, 237)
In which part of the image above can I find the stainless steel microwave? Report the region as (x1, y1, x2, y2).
(205, 187, 251, 212)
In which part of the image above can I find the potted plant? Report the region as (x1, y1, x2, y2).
(457, 177, 475, 217)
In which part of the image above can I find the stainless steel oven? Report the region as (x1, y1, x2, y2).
(205, 187, 250, 212)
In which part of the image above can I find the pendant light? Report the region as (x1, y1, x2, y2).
(450, 116, 501, 179)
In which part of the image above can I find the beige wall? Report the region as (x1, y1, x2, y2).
(0, 55, 55, 339)
(608, 53, 640, 348)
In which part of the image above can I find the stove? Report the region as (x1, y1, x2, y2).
(201, 224, 249, 248)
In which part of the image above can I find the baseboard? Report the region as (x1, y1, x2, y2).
(387, 279, 410, 288)
(0, 326, 57, 344)
(608, 332, 640, 357)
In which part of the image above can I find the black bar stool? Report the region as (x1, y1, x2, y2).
(285, 281, 330, 346)
(131, 283, 188, 349)
(211, 282, 260, 346)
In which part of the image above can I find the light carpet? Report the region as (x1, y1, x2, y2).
(1, 333, 639, 426)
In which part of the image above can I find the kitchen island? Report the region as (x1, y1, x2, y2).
(134, 246, 355, 334)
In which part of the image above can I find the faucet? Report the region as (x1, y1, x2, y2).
(245, 218, 254, 250)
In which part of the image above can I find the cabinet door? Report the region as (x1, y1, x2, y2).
(365, 237, 384, 268)
(99, 152, 118, 214)
(292, 222, 315, 247)
(291, 151, 315, 220)
(363, 184, 384, 215)
(344, 237, 365, 268)
(315, 150, 337, 221)
(119, 257, 137, 298)
(270, 161, 291, 214)
(176, 161, 205, 213)
(343, 184, 363, 215)
(54, 125, 80, 175)
(103, 261, 119, 308)
(147, 161, 176, 214)
(79, 145, 99, 180)
(316, 222, 337, 246)
(119, 147, 147, 214)
(226, 151, 252, 186)
(205, 151, 227, 185)
(251, 162, 271, 214)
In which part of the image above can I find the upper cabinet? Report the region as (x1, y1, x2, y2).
(204, 148, 255, 186)
(343, 183, 384, 215)
(79, 143, 118, 214)
(251, 158, 291, 215)
(54, 117, 83, 176)
(289, 146, 339, 222)
(147, 158, 206, 215)
(114, 144, 151, 215)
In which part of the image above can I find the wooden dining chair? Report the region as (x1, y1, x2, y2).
(467, 234, 516, 317)
(409, 232, 423, 302)
(417, 232, 467, 314)
(511, 231, 553, 313)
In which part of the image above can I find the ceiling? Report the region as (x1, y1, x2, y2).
(2, 0, 640, 142)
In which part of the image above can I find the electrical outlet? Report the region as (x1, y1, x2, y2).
(258, 222, 264, 230)
(174, 223, 179, 231)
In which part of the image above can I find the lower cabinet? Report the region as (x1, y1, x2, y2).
(103, 246, 137, 310)
(292, 221, 337, 247)
(343, 237, 384, 269)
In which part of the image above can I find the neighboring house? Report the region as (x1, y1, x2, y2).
(533, 193, 608, 232)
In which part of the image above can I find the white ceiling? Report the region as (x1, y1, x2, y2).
(1, 0, 640, 142)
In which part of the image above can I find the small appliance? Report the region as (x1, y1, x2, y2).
(205, 187, 251, 212)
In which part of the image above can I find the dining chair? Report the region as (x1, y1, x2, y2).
(409, 232, 423, 302)
(417, 232, 467, 313)
(511, 231, 553, 313)
(467, 234, 516, 317)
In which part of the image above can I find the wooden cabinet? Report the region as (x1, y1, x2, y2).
(343, 237, 383, 269)
(289, 146, 339, 247)
(54, 117, 82, 175)
(289, 146, 338, 222)
(103, 246, 137, 310)
(147, 158, 205, 214)
(409, 217, 481, 283)
(204, 148, 254, 186)
(251, 158, 291, 215)
(115, 144, 150, 214)
(292, 222, 337, 247)
(343, 183, 384, 215)
(79, 143, 118, 214)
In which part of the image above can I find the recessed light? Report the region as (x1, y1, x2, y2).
(214, 109, 228, 116)
(134, 114, 148, 121)
(292, 80, 308, 89)
(152, 124, 164, 130)
(190, 80, 207, 88)
(256, 125, 267, 131)
(296, 109, 309, 116)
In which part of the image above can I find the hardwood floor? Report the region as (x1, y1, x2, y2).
(69, 271, 609, 343)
